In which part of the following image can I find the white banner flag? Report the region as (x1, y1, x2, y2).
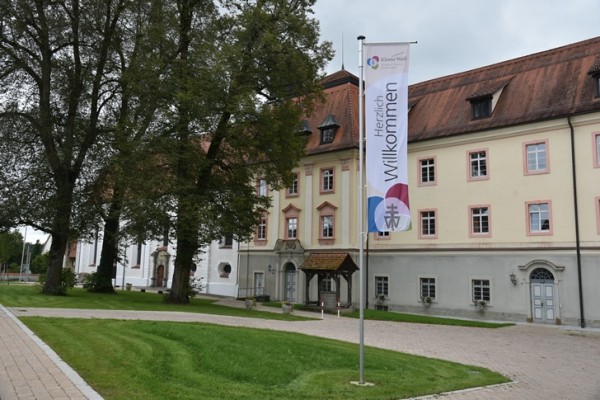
(364, 43, 411, 232)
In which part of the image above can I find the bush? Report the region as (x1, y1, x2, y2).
(36, 268, 76, 295)
(82, 272, 103, 291)
(188, 277, 205, 299)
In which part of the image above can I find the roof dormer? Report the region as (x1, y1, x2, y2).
(318, 114, 339, 144)
(588, 58, 600, 98)
(299, 120, 312, 136)
(467, 78, 512, 120)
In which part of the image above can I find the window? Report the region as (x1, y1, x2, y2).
(321, 128, 335, 144)
(219, 235, 233, 248)
(420, 277, 436, 300)
(527, 201, 551, 235)
(286, 217, 297, 239)
(256, 217, 267, 240)
(257, 178, 267, 196)
(419, 209, 437, 238)
(375, 276, 389, 297)
(131, 242, 142, 268)
(594, 133, 600, 168)
(375, 231, 390, 240)
(317, 201, 337, 243)
(321, 215, 334, 238)
(468, 150, 488, 179)
(318, 114, 339, 144)
(282, 204, 301, 240)
(471, 97, 492, 119)
(524, 141, 549, 174)
(418, 157, 436, 185)
(470, 206, 490, 236)
(287, 173, 299, 196)
(472, 279, 490, 302)
(219, 263, 232, 278)
(595, 74, 600, 98)
(321, 168, 334, 193)
(320, 277, 332, 291)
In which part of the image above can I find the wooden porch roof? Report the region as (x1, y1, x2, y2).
(301, 253, 358, 273)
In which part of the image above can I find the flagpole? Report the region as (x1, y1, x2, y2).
(357, 34, 366, 385)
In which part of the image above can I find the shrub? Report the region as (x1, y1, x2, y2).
(36, 268, 76, 295)
(188, 277, 205, 299)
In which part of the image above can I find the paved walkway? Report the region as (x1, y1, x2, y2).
(2, 299, 600, 399)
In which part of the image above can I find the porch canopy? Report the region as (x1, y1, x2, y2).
(301, 252, 358, 308)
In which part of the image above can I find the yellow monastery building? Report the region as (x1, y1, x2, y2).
(75, 36, 600, 328)
(239, 36, 600, 327)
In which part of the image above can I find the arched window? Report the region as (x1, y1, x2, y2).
(530, 268, 554, 282)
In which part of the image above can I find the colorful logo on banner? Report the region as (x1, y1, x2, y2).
(367, 183, 411, 232)
(367, 55, 380, 69)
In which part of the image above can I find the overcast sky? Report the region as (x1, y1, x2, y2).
(313, 0, 600, 84)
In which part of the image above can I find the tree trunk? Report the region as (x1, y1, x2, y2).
(43, 186, 73, 294)
(93, 183, 127, 293)
(167, 194, 198, 304)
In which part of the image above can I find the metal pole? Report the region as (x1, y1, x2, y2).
(357, 34, 366, 385)
(19, 226, 27, 282)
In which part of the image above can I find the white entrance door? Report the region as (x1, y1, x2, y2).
(531, 282, 555, 323)
(284, 265, 296, 302)
(254, 272, 264, 296)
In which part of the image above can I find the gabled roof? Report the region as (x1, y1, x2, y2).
(301, 252, 358, 272)
(408, 36, 600, 142)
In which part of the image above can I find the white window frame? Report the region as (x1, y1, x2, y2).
(468, 149, 488, 180)
(375, 275, 389, 297)
(419, 277, 436, 300)
(286, 217, 298, 239)
(472, 279, 491, 302)
(524, 140, 549, 174)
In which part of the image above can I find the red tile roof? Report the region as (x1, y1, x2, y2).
(314, 36, 600, 147)
(301, 252, 358, 272)
(304, 70, 360, 155)
(408, 36, 600, 142)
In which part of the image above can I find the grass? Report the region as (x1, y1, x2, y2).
(21, 317, 509, 400)
(346, 309, 515, 328)
(0, 284, 312, 321)
(262, 301, 514, 328)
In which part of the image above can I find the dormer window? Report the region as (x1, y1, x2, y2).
(471, 97, 492, 119)
(588, 59, 600, 98)
(318, 114, 339, 144)
(467, 78, 511, 120)
(299, 120, 312, 136)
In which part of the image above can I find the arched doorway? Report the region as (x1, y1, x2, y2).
(530, 268, 556, 324)
(284, 263, 297, 302)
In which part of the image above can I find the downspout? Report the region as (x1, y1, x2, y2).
(568, 116, 585, 328)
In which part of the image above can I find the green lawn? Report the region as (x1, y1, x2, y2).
(0, 284, 312, 321)
(346, 309, 515, 328)
(21, 317, 509, 400)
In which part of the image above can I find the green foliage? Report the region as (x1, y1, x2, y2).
(82, 272, 114, 293)
(21, 318, 508, 400)
(36, 268, 77, 295)
(0, 230, 24, 268)
(188, 277, 205, 299)
(30, 253, 48, 274)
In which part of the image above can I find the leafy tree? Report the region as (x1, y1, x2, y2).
(0, 230, 24, 271)
(163, 0, 332, 303)
(0, 0, 131, 294)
